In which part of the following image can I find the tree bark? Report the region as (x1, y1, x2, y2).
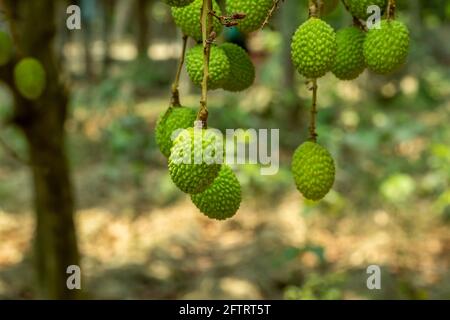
(2, 0, 80, 299)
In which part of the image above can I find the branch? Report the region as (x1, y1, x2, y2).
(387, 0, 396, 20)
(308, 79, 318, 142)
(196, 0, 214, 128)
(261, 0, 283, 30)
(170, 34, 188, 107)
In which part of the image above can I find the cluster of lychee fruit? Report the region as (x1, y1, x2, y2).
(157, 0, 276, 220)
(290, 0, 410, 201)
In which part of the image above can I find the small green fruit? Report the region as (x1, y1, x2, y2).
(291, 141, 335, 201)
(169, 127, 222, 194)
(332, 26, 366, 80)
(171, 0, 223, 41)
(226, 0, 274, 33)
(155, 106, 197, 157)
(14, 58, 46, 100)
(191, 165, 241, 220)
(163, 0, 195, 7)
(291, 18, 337, 79)
(186, 44, 231, 90)
(0, 31, 13, 66)
(220, 43, 255, 92)
(363, 20, 410, 74)
(345, 0, 387, 20)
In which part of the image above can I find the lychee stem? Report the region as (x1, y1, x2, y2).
(308, 0, 319, 18)
(387, 0, 396, 20)
(170, 34, 188, 108)
(261, 0, 283, 30)
(197, 0, 213, 128)
(309, 79, 318, 142)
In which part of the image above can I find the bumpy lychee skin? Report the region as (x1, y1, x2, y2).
(345, 0, 387, 20)
(332, 26, 366, 80)
(163, 0, 194, 7)
(291, 141, 335, 201)
(186, 44, 231, 90)
(291, 18, 337, 79)
(220, 43, 255, 92)
(169, 127, 222, 194)
(226, 0, 273, 33)
(171, 0, 222, 41)
(0, 31, 13, 66)
(14, 58, 46, 100)
(191, 165, 241, 220)
(364, 20, 410, 75)
(155, 107, 197, 158)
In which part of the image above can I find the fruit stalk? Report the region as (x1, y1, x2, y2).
(261, 0, 283, 30)
(387, 0, 396, 20)
(197, 0, 213, 128)
(170, 34, 188, 107)
(308, 0, 319, 18)
(309, 79, 318, 142)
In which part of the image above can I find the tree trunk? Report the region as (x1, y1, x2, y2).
(3, 0, 80, 299)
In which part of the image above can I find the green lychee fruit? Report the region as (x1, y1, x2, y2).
(171, 0, 223, 41)
(191, 165, 241, 220)
(363, 20, 410, 74)
(186, 44, 231, 90)
(13, 58, 46, 100)
(0, 31, 13, 66)
(332, 26, 366, 80)
(345, 0, 387, 20)
(226, 0, 274, 33)
(291, 17, 337, 79)
(291, 141, 335, 201)
(220, 43, 255, 92)
(163, 0, 195, 7)
(155, 106, 197, 157)
(169, 127, 222, 194)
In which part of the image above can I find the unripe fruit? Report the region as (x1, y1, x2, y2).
(171, 0, 222, 41)
(0, 31, 13, 66)
(155, 106, 197, 157)
(13, 58, 46, 100)
(291, 141, 335, 201)
(332, 26, 366, 80)
(345, 0, 387, 20)
(169, 127, 222, 194)
(163, 0, 195, 7)
(186, 44, 231, 90)
(220, 43, 255, 92)
(363, 20, 410, 74)
(291, 18, 337, 79)
(191, 165, 241, 220)
(226, 0, 274, 33)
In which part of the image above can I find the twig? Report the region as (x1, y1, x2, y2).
(308, 79, 318, 142)
(196, 0, 214, 128)
(209, 10, 245, 27)
(309, 0, 319, 18)
(387, 0, 396, 20)
(170, 34, 188, 107)
(261, 0, 283, 30)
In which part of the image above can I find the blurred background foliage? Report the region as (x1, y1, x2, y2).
(0, 0, 449, 299)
